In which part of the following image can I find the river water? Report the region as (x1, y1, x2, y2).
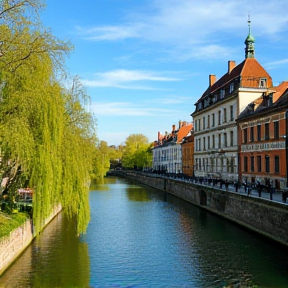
(0, 176, 288, 287)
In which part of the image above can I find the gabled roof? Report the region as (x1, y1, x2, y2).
(154, 122, 193, 147)
(272, 81, 288, 102)
(237, 84, 288, 120)
(176, 123, 193, 143)
(197, 58, 272, 103)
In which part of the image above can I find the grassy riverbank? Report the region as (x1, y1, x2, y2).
(0, 212, 29, 238)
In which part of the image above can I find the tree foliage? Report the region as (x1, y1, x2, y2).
(0, 0, 98, 234)
(122, 134, 152, 169)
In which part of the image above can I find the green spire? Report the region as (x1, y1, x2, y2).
(245, 16, 255, 58)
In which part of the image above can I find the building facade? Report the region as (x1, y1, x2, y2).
(191, 21, 273, 182)
(237, 82, 288, 189)
(153, 121, 193, 174)
(181, 132, 194, 176)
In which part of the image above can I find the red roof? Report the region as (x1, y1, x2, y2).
(198, 58, 273, 102)
(176, 123, 193, 143)
(272, 81, 288, 102)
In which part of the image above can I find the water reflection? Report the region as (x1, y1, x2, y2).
(0, 213, 90, 288)
(166, 194, 288, 287)
(126, 186, 151, 201)
(1, 176, 288, 288)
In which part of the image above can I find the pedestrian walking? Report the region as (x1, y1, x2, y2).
(225, 180, 229, 191)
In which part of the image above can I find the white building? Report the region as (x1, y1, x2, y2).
(191, 21, 273, 181)
(153, 121, 193, 174)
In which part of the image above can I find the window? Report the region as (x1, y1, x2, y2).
(223, 108, 227, 123)
(231, 157, 235, 173)
(212, 135, 215, 148)
(257, 125, 261, 141)
(220, 89, 225, 99)
(265, 155, 270, 173)
(229, 83, 234, 93)
(250, 126, 254, 142)
(230, 131, 234, 146)
(218, 133, 221, 148)
(244, 156, 248, 172)
(274, 121, 279, 139)
(243, 128, 248, 144)
(203, 117, 206, 130)
(198, 119, 201, 131)
(250, 156, 254, 172)
(218, 110, 221, 125)
(203, 137, 206, 150)
(224, 133, 227, 147)
(208, 136, 210, 149)
(259, 78, 267, 88)
(212, 113, 215, 127)
(257, 156, 261, 172)
(207, 115, 210, 128)
(275, 155, 280, 174)
(230, 105, 234, 121)
(265, 123, 270, 140)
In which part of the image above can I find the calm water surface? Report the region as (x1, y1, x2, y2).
(0, 176, 288, 287)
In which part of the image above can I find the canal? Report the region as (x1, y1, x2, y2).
(0, 176, 288, 287)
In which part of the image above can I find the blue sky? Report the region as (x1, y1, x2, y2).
(41, 0, 288, 146)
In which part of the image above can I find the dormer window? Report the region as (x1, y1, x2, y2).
(220, 89, 225, 99)
(229, 83, 234, 93)
(259, 78, 267, 88)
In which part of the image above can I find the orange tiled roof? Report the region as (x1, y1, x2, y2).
(272, 81, 288, 102)
(176, 123, 193, 143)
(198, 58, 272, 102)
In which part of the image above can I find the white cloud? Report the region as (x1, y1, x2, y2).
(81, 69, 180, 89)
(148, 96, 192, 104)
(91, 102, 181, 117)
(265, 58, 288, 69)
(75, 25, 140, 41)
(76, 0, 288, 60)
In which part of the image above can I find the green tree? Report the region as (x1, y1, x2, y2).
(122, 134, 152, 170)
(0, 0, 97, 234)
(108, 146, 123, 169)
(90, 141, 111, 179)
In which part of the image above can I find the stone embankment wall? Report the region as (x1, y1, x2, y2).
(0, 204, 62, 275)
(111, 171, 288, 246)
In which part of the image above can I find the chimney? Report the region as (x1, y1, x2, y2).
(209, 75, 216, 87)
(158, 131, 160, 141)
(172, 124, 176, 132)
(228, 61, 236, 74)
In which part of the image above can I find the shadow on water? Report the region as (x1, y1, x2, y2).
(165, 194, 288, 288)
(0, 213, 90, 288)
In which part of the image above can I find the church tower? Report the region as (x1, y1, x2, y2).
(244, 16, 255, 58)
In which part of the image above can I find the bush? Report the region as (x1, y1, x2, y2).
(0, 212, 29, 238)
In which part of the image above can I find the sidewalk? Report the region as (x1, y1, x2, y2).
(141, 172, 288, 205)
(193, 180, 287, 205)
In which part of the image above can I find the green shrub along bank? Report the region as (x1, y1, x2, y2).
(0, 212, 28, 239)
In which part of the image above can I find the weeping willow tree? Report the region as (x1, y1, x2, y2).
(0, 0, 98, 234)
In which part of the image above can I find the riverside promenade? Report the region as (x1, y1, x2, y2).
(138, 171, 288, 205)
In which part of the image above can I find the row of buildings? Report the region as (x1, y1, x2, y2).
(152, 21, 288, 190)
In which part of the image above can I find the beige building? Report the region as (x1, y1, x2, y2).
(191, 21, 273, 181)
